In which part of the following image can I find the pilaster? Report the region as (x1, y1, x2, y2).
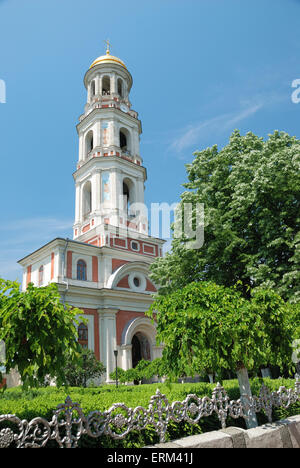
(120, 344, 132, 371)
(98, 308, 118, 383)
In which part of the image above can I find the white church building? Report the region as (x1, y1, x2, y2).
(18, 46, 165, 383)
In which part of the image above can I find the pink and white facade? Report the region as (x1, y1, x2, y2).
(18, 48, 164, 383)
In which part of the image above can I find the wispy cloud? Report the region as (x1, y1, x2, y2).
(0, 217, 73, 246)
(166, 87, 288, 157)
(168, 103, 263, 155)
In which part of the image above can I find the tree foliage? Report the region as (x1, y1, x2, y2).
(0, 279, 84, 388)
(109, 358, 169, 384)
(64, 347, 105, 387)
(147, 281, 297, 379)
(150, 130, 300, 302)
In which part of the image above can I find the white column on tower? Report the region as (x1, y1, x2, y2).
(108, 120, 114, 147)
(95, 74, 99, 95)
(112, 120, 119, 147)
(111, 73, 116, 95)
(136, 176, 145, 205)
(134, 130, 140, 156)
(110, 169, 117, 209)
(78, 134, 83, 162)
(91, 172, 99, 212)
(95, 121, 101, 147)
(115, 169, 122, 213)
(75, 184, 81, 223)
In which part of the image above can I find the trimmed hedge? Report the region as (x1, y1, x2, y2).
(0, 378, 299, 448)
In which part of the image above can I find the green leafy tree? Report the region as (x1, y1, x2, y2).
(144, 358, 169, 379)
(109, 367, 127, 384)
(150, 130, 300, 302)
(121, 368, 137, 383)
(64, 347, 105, 387)
(0, 279, 84, 388)
(147, 281, 297, 427)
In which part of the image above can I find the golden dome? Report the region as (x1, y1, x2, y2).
(90, 50, 127, 70)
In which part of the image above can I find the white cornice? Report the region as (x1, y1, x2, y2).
(17, 237, 102, 266)
(57, 283, 155, 312)
(76, 107, 141, 134)
(73, 155, 146, 181)
(18, 231, 164, 268)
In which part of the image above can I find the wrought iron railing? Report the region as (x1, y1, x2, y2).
(0, 376, 299, 448)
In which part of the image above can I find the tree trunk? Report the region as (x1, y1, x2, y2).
(236, 364, 258, 429)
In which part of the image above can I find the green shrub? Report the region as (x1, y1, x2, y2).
(109, 358, 169, 384)
(109, 367, 127, 383)
(64, 348, 105, 387)
(0, 378, 298, 448)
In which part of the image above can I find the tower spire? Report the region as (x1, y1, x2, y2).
(104, 39, 111, 55)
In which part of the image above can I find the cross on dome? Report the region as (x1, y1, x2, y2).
(89, 41, 127, 69)
(104, 39, 111, 55)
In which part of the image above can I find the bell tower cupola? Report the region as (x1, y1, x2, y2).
(73, 43, 148, 245)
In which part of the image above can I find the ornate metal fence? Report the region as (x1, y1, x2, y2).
(0, 376, 299, 448)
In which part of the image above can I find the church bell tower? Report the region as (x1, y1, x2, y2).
(73, 42, 148, 245)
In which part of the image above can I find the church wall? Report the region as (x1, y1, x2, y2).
(77, 308, 100, 361)
(116, 275, 130, 288)
(146, 279, 157, 292)
(66, 249, 100, 285)
(25, 265, 31, 289)
(111, 258, 129, 273)
(71, 251, 93, 282)
(24, 252, 55, 288)
(116, 310, 145, 346)
(109, 235, 160, 257)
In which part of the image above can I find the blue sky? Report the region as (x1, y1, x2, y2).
(0, 0, 299, 282)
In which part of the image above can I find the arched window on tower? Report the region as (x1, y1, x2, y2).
(82, 181, 92, 220)
(78, 322, 88, 348)
(117, 78, 123, 98)
(120, 131, 127, 151)
(91, 80, 96, 97)
(77, 260, 87, 281)
(85, 130, 94, 159)
(123, 182, 130, 213)
(38, 265, 44, 286)
(102, 76, 110, 95)
(122, 177, 135, 216)
(119, 127, 130, 154)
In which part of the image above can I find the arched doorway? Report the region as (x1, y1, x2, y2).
(131, 332, 151, 368)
